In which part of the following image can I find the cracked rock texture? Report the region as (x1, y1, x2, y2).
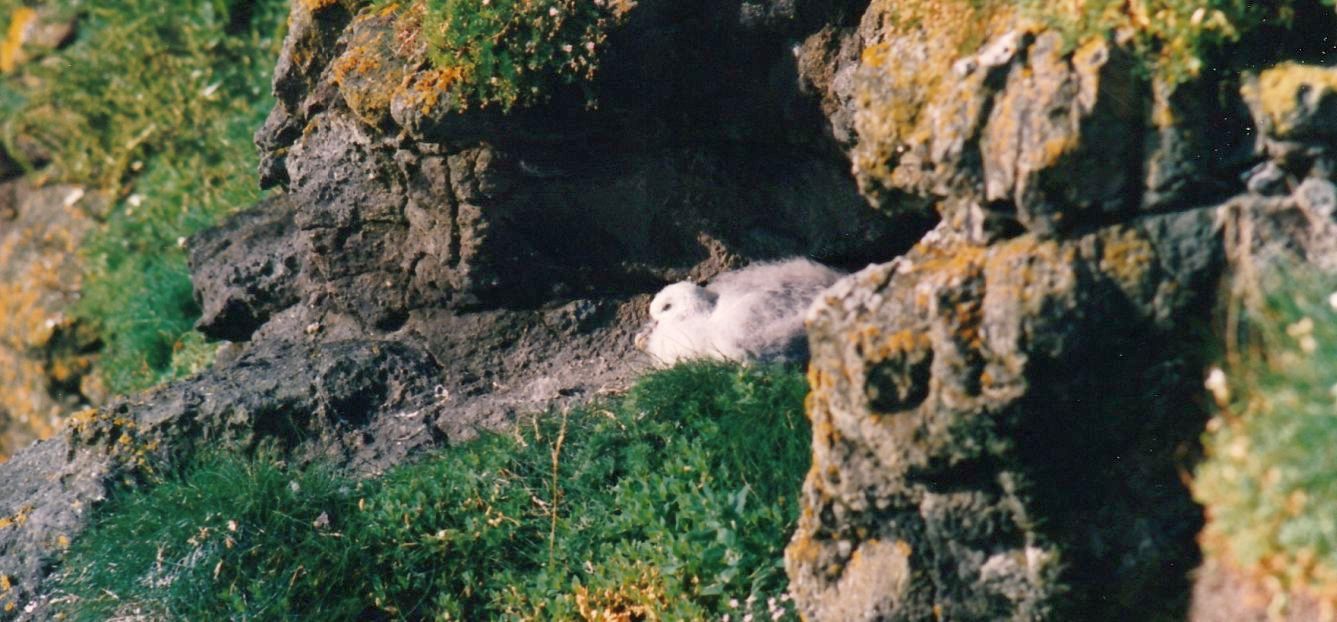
(784, 3, 1337, 621)
(4, 0, 1337, 619)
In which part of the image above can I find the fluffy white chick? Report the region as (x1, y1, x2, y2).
(637, 258, 844, 366)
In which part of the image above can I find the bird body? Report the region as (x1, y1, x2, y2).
(638, 258, 844, 365)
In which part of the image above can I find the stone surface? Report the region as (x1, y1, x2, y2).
(0, 339, 442, 617)
(5, 1, 1337, 619)
(250, 0, 928, 333)
(786, 207, 1224, 620)
(189, 194, 303, 341)
(0, 181, 102, 461)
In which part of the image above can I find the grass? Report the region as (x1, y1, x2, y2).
(874, 0, 1333, 89)
(1017, 0, 1336, 87)
(1194, 266, 1337, 603)
(53, 362, 810, 620)
(0, 0, 289, 395)
(370, 0, 628, 111)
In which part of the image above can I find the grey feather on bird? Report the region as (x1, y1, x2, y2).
(635, 257, 845, 366)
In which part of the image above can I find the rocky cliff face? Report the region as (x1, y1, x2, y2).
(2, 0, 1336, 619)
(784, 2, 1337, 620)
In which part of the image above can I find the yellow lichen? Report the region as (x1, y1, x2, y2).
(1098, 226, 1156, 294)
(299, 0, 341, 13)
(0, 7, 36, 74)
(0, 505, 32, 531)
(1249, 62, 1337, 138)
(853, 0, 1017, 190)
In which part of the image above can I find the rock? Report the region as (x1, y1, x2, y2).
(256, 0, 360, 188)
(0, 5, 77, 74)
(851, 22, 1154, 235)
(0, 181, 102, 460)
(188, 195, 303, 341)
(250, 0, 927, 333)
(787, 207, 1225, 620)
(1188, 559, 1324, 622)
(8, 1, 1337, 618)
(0, 339, 441, 617)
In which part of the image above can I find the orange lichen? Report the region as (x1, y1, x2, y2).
(573, 564, 669, 622)
(1098, 226, 1156, 293)
(0, 7, 36, 74)
(0, 195, 93, 459)
(853, 0, 1017, 191)
(0, 505, 31, 531)
(299, 0, 342, 13)
(399, 66, 467, 116)
(1248, 62, 1337, 138)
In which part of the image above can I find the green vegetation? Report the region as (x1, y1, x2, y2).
(0, 0, 288, 394)
(1019, 0, 1336, 87)
(1195, 267, 1337, 602)
(373, 0, 626, 111)
(54, 362, 809, 620)
(881, 0, 1336, 88)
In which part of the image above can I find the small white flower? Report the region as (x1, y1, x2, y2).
(1287, 317, 1315, 338)
(549, 6, 559, 16)
(176, 236, 187, 249)
(729, 599, 740, 609)
(62, 188, 85, 208)
(1205, 367, 1230, 406)
(1301, 335, 1318, 354)
(227, 520, 238, 532)
(127, 194, 144, 207)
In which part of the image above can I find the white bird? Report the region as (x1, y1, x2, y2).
(636, 257, 845, 366)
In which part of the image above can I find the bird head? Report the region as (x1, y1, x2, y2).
(648, 282, 717, 323)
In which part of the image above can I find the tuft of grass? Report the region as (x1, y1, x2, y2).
(55, 362, 810, 620)
(1195, 266, 1337, 602)
(0, 0, 289, 395)
(371, 0, 627, 111)
(1017, 0, 1336, 87)
(53, 451, 369, 620)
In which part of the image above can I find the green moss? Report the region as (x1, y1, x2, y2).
(54, 362, 809, 620)
(1195, 267, 1337, 603)
(1019, 0, 1336, 87)
(372, 0, 627, 112)
(0, 0, 288, 396)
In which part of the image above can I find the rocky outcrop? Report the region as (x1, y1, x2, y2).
(2, 1, 920, 616)
(249, 0, 921, 333)
(788, 210, 1223, 619)
(4, 0, 1337, 619)
(783, 4, 1337, 621)
(0, 181, 102, 460)
(0, 339, 442, 616)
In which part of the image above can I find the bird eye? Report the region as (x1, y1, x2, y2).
(662, 303, 673, 312)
